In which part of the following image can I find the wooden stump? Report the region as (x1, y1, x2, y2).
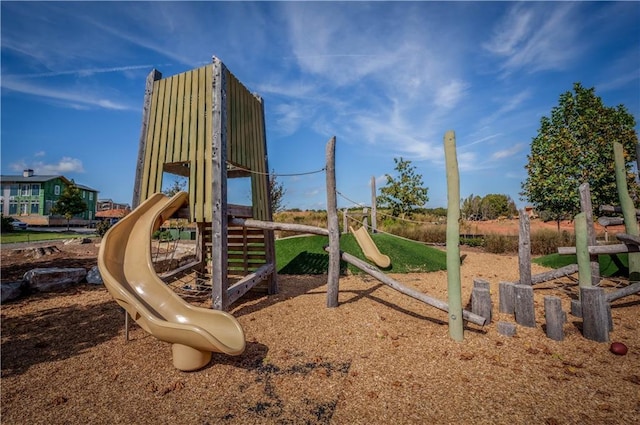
(544, 296, 565, 341)
(580, 286, 609, 342)
(514, 284, 535, 327)
(498, 281, 515, 314)
(471, 287, 492, 324)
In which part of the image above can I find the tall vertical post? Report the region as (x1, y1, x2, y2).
(579, 183, 600, 284)
(132, 69, 162, 209)
(326, 137, 340, 308)
(575, 212, 592, 290)
(518, 208, 532, 285)
(443, 130, 463, 341)
(614, 141, 640, 282)
(370, 176, 377, 233)
(211, 58, 229, 310)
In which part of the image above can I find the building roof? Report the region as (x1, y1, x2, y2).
(0, 174, 98, 193)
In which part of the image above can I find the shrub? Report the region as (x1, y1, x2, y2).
(1, 215, 14, 233)
(153, 230, 173, 241)
(530, 229, 575, 255)
(484, 234, 518, 254)
(95, 220, 111, 238)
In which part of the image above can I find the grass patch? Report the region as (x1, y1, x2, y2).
(0, 230, 93, 245)
(275, 233, 447, 275)
(533, 253, 629, 278)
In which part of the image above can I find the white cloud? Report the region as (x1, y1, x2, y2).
(433, 80, 470, 109)
(1, 78, 135, 111)
(492, 143, 525, 160)
(484, 3, 582, 75)
(10, 157, 85, 175)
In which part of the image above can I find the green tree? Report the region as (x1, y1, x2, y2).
(51, 181, 88, 230)
(162, 176, 188, 197)
(461, 194, 482, 220)
(269, 171, 287, 213)
(378, 157, 429, 219)
(480, 194, 517, 220)
(521, 83, 639, 230)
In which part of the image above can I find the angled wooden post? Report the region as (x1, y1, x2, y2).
(326, 136, 340, 308)
(444, 130, 463, 341)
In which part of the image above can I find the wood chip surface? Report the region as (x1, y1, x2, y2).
(2, 243, 639, 424)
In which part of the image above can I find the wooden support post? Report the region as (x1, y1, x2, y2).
(497, 322, 517, 337)
(579, 183, 600, 284)
(211, 58, 229, 311)
(473, 278, 490, 290)
(580, 286, 609, 342)
(518, 208, 532, 285)
(370, 176, 377, 233)
(575, 212, 592, 292)
(544, 296, 565, 341)
(443, 130, 463, 341)
(342, 209, 348, 234)
(531, 264, 579, 284)
(132, 69, 162, 209)
(499, 281, 515, 314)
(614, 141, 640, 282)
(326, 136, 340, 308)
(514, 284, 535, 327)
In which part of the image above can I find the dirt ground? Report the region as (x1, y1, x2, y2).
(1, 236, 639, 424)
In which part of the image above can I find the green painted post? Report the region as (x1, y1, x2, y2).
(613, 142, 640, 282)
(574, 212, 592, 290)
(444, 130, 464, 341)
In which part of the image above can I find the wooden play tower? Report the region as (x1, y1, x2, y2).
(132, 57, 277, 311)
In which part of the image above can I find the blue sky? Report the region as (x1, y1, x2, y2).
(2, 1, 639, 211)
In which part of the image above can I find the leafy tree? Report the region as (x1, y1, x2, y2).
(51, 181, 88, 230)
(378, 157, 429, 219)
(162, 176, 188, 197)
(521, 82, 639, 230)
(269, 171, 287, 213)
(461, 194, 482, 220)
(480, 194, 517, 220)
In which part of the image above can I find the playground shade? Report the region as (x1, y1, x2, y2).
(97, 191, 245, 371)
(350, 226, 391, 268)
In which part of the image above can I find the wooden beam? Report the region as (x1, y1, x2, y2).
(605, 281, 640, 302)
(531, 264, 579, 284)
(229, 217, 329, 236)
(226, 263, 275, 307)
(558, 244, 640, 255)
(332, 248, 486, 326)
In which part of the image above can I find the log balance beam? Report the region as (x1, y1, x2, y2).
(324, 247, 487, 327)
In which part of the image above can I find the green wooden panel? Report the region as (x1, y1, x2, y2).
(173, 72, 185, 163)
(181, 70, 192, 163)
(155, 77, 172, 193)
(204, 64, 213, 221)
(188, 67, 200, 219)
(195, 65, 207, 222)
(140, 80, 161, 201)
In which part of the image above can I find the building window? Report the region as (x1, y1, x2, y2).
(10, 185, 18, 196)
(9, 202, 18, 215)
(31, 202, 39, 214)
(20, 202, 28, 215)
(31, 184, 40, 196)
(89, 192, 93, 201)
(21, 184, 30, 196)
(82, 191, 86, 199)
(54, 185, 60, 195)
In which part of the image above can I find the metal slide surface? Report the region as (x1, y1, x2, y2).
(350, 226, 391, 268)
(98, 191, 245, 371)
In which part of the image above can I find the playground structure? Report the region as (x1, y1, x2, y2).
(503, 141, 640, 342)
(97, 58, 487, 371)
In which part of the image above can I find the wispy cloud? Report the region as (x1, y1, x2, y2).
(484, 3, 582, 75)
(492, 143, 526, 160)
(4, 64, 157, 79)
(1, 78, 136, 111)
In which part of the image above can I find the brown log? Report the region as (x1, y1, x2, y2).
(229, 218, 329, 236)
(531, 264, 579, 284)
(605, 281, 640, 302)
(328, 248, 487, 326)
(558, 244, 640, 255)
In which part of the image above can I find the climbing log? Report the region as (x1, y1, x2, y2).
(327, 247, 487, 327)
(229, 218, 329, 236)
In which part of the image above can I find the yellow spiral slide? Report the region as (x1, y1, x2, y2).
(98, 192, 245, 371)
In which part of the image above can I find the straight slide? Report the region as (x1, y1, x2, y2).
(98, 191, 245, 371)
(350, 226, 391, 268)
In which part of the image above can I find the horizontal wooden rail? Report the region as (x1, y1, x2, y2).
(558, 244, 640, 255)
(229, 218, 329, 236)
(605, 282, 640, 302)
